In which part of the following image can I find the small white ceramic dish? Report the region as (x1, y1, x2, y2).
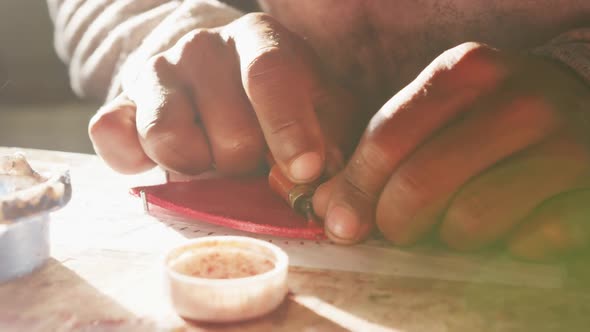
(163, 236, 289, 323)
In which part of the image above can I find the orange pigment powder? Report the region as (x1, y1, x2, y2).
(170, 247, 275, 279)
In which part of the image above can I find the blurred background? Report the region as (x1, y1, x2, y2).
(0, 1, 97, 153)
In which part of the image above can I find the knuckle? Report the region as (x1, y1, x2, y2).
(445, 194, 487, 235)
(88, 103, 132, 142)
(167, 29, 219, 67)
(136, 99, 180, 146)
(268, 117, 302, 136)
(244, 46, 291, 91)
(342, 144, 394, 203)
(450, 42, 498, 66)
(509, 94, 550, 113)
(348, 140, 396, 191)
(389, 169, 430, 207)
(436, 42, 509, 86)
(341, 168, 378, 204)
(88, 110, 115, 141)
(503, 94, 559, 126)
(216, 129, 263, 158)
(140, 119, 173, 151)
(213, 134, 264, 173)
(135, 89, 189, 133)
(139, 119, 205, 174)
(122, 54, 173, 97)
(135, 110, 161, 139)
(183, 28, 216, 44)
(145, 53, 173, 76)
(263, 114, 313, 155)
(180, 29, 216, 56)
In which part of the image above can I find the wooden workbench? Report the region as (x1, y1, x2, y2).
(1, 147, 589, 331)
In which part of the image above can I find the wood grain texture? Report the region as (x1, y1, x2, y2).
(0, 147, 589, 331)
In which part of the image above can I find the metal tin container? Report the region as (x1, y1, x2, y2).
(0, 214, 50, 283)
(0, 153, 71, 283)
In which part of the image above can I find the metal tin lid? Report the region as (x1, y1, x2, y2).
(163, 236, 289, 322)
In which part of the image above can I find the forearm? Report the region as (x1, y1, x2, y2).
(47, 0, 244, 101)
(534, 27, 590, 84)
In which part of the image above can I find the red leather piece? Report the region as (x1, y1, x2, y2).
(131, 177, 325, 240)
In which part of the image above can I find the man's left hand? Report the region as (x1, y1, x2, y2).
(313, 42, 590, 261)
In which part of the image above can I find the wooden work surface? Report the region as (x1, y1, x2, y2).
(1, 147, 590, 331)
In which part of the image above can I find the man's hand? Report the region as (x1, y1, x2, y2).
(89, 13, 361, 181)
(313, 42, 590, 260)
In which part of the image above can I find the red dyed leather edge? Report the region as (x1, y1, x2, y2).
(130, 178, 325, 240)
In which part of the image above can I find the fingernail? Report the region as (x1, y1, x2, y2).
(326, 205, 360, 240)
(289, 152, 322, 182)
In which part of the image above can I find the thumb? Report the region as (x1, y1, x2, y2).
(89, 94, 155, 174)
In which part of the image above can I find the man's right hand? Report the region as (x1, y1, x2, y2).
(89, 13, 360, 181)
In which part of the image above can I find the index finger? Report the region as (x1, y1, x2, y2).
(225, 13, 326, 183)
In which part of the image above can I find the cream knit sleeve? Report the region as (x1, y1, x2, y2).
(47, 0, 244, 101)
(534, 27, 590, 85)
